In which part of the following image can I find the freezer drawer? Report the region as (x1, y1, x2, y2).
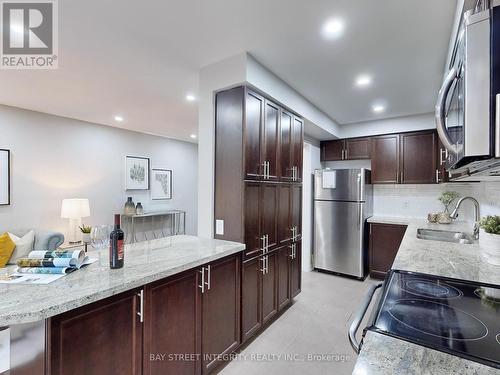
(313, 200, 366, 278)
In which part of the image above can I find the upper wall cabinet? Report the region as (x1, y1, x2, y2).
(263, 100, 280, 181)
(243, 90, 264, 181)
(291, 117, 304, 182)
(321, 138, 371, 161)
(400, 131, 438, 184)
(371, 134, 400, 184)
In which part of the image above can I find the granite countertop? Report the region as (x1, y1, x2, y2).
(0, 235, 245, 326)
(354, 216, 500, 375)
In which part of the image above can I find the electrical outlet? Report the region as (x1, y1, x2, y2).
(215, 220, 224, 236)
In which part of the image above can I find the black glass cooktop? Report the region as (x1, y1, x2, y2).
(367, 270, 500, 369)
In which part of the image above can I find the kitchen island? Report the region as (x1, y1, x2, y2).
(1, 235, 246, 375)
(353, 217, 500, 375)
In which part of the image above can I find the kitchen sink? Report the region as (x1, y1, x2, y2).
(416, 228, 475, 244)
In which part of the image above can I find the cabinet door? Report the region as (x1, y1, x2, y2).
(241, 257, 262, 343)
(50, 290, 142, 375)
(291, 116, 304, 182)
(244, 90, 264, 180)
(280, 110, 293, 181)
(278, 184, 292, 246)
(202, 255, 241, 374)
(369, 223, 407, 279)
(262, 251, 278, 324)
(320, 140, 344, 161)
(345, 138, 371, 160)
(291, 184, 302, 239)
(400, 131, 438, 184)
(261, 183, 279, 251)
(263, 100, 280, 181)
(143, 270, 201, 375)
(244, 182, 262, 259)
(371, 134, 400, 184)
(277, 246, 291, 310)
(290, 241, 302, 298)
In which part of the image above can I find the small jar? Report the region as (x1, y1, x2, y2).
(136, 202, 144, 215)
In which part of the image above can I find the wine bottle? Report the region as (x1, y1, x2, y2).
(109, 214, 124, 269)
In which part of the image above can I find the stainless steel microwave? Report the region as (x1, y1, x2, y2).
(435, 1, 500, 179)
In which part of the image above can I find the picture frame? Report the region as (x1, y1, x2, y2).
(151, 168, 172, 200)
(125, 156, 150, 190)
(0, 149, 10, 206)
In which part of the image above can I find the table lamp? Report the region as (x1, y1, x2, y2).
(61, 198, 90, 244)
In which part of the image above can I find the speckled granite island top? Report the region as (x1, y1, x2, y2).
(353, 217, 500, 375)
(0, 235, 245, 326)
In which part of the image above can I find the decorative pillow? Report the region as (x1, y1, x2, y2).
(7, 230, 35, 264)
(0, 232, 16, 267)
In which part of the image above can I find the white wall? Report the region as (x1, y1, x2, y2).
(0, 105, 198, 237)
(338, 113, 436, 139)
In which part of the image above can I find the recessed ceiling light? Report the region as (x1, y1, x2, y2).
(321, 18, 345, 39)
(372, 104, 386, 113)
(114, 115, 124, 122)
(186, 94, 196, 102)
(356, 74, 372, 87)
(190, 134, 197, 139)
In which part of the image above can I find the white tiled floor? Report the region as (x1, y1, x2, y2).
(220, 270, 378, 375)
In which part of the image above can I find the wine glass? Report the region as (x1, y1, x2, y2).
(91, 225, 111, 266)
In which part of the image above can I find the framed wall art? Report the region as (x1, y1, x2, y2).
(0, 149, 10, 205)
(151, 168, 172, 200)
(125, 156, 150, 190)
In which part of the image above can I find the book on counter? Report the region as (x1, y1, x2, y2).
(15, 249, 95, 274)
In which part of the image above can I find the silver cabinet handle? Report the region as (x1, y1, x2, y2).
(288, 244, 294, 258)
(436, 169, 440, 184)
(260, 256, 266, 274)
(435, 67, 462, 156)
(205, 265, 211, 290)
(341, 149, 345, 160)
(199, 267, 205, 294)
(348, 283, 383, 354)
(496, 94, 500, 157)
(266, 161, 270, 179)
(266, 255, 269, 274)
(345, 148, 349, 160)
(261, 236, 266, 253)
(137, 289, 144, 323)
(439, 148, 447, 165)
(266, 234, 269, 253)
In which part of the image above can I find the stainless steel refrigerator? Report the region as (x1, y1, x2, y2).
(313, 169, 372, 279)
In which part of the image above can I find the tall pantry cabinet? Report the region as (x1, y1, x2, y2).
(214, 86, 303, 343)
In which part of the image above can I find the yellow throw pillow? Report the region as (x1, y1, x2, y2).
(0, 232, 16, 267)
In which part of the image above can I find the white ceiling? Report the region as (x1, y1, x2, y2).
(0, 0, 456, 142)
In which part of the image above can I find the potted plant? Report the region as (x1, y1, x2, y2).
(437, 191, 460, 224)
(79, 225, 92, 244)
(479, 215, 500, 266)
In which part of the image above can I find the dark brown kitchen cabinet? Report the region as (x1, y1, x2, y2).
(143, 270, 201, 375)
(244, 182, 279, 260)
(369, 223, 407, 279)
(321, 140, 344, 161)
(291, 185, 302, 239)
(290, 240, 302, 298)
(49, 289, 143, 375)
(291, 116, 304, 182)
(371, 134, 400, 184)
(400, 131, 438, 184)
(243, 90, 264, 180)
(280, 110, 293, 181)
(263, 100, 280, 180)
(278, 184, 292, 246)
(261, 250, 278, 324)
(202, 255, 241, 374)
(345, 138, 371, 160)
(277, 246, 291, 310)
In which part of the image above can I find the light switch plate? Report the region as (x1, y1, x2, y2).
(0, 328, 10, 373)
(215, 220, 224, 236)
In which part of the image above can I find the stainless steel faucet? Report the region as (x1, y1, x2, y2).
(450, 197, 481, 240)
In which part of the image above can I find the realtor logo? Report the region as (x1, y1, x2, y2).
(1, 0, 58, 69)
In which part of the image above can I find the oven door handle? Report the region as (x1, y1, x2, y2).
(348, 283, 383, 354)
(435, 67, 463, 156)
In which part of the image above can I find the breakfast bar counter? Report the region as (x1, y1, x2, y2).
(0, 235, 245, 326)
(353, 217, 500, 375)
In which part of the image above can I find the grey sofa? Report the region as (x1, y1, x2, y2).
(8, 229, 64, 251)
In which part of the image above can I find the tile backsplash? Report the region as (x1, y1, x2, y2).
(373, 182, 500, 222)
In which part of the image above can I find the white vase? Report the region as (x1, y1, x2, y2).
(479, 229, 500, 266)
(82, 233, 91, 244)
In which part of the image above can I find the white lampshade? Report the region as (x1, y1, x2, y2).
(61, 198, 90, 219)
